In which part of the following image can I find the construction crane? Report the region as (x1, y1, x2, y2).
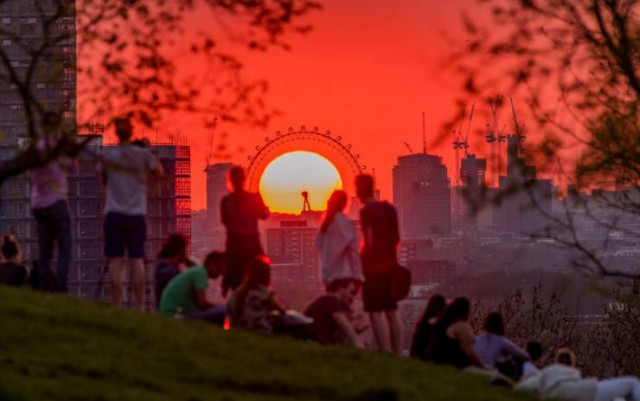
(403, 141, 414, 155)
(452, 104, 467, 187)
(486, 95, 503, 187)
(509, 96, 526, 155)
(204, 117, 218, 169)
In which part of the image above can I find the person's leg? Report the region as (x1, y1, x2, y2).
(594, 377, 640, 401)
(33, 207, 55, 291)
(386, 309, 403, 355)
(126, 215, 147, 311)
(104, 213, 126, 305)
(130, 258, 146, 311)
(369, 312, 392, 352)
(185, 305, 227, 325)
(108, 258, 125, 305)
(52, 201, 72, 293)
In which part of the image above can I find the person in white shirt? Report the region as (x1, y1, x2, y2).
(316, 190, 363, 287)
(518, 348, 640, 401)
(98, 117, 163, 310)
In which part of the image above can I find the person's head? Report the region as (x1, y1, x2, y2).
(355, 174, 374, 203)
(419, 294, 447, 324)
(555, 348, 577, 367)
(158, 234, 188, 262)
(1, 235, 21, 263)
(321, 190, 348, 232)
(203, 251, 226, 279)
(228, 166, 246, 193)
(327, 278, 359, 306)
(527, 341, 543, 362)
(483, 311, 505, 336)
(114, 117, 133, 142)
(439, 297, 471, 328)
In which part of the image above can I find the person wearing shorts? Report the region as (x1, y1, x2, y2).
(356, 174, 403, 354)
(98, 117, 163, 310)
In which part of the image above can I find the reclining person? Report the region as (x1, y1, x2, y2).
(159, 251, 226, 324)
(518, 348, 640, 401)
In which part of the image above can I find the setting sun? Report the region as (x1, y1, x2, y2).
(259, 151, 343, 214)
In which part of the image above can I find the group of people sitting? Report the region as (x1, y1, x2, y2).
(409, 294, 640, 401)
(153, 233, 364, 346)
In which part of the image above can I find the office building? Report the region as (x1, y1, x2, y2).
(0, 0, 76, 262)
(205, 162, 232, 249)
(393, 153, 451, 239)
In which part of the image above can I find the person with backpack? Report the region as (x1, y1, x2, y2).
(356, 174, 403, 354)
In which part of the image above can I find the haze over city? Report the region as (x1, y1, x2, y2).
(1, 1, 640, 401)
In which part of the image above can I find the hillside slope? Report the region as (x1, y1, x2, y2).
(0, 287, 535, 401)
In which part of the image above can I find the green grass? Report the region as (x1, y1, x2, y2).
(0, 287, 535, 401)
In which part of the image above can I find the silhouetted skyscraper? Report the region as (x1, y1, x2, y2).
(496, 135, 552, 235)
(393, 153, 451, 239)
(460, 153, 486, 232)
(205, 162, 232, 247)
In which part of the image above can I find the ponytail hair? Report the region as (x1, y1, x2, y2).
(321, 190, 348, 232)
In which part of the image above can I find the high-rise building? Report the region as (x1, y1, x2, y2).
(0, 1, 76, 145)
(459, 153, 487, 232)
(265, 219, 320, 283)
(393, 153, 451, 239)
(205, 162, 232, 248)
(496, 135, 552, 235)
(0, 0, 76, 263)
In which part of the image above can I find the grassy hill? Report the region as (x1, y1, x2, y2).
(0, 287, 535, 401)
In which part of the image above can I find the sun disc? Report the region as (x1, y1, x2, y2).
(259, 151, 343, 214)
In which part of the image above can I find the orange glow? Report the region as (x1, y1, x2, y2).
(259, 151, 343, 214)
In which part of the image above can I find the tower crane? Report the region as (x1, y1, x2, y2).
(486, 95, 503, 187)
(403, 141, 414, 155)
(510, 96, 526, 155)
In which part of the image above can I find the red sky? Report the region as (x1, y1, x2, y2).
(170, 1, 497, 210)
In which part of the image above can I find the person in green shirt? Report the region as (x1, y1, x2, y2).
(159, 251, 226, 324)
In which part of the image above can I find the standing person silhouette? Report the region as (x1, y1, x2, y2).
(316, 190, 364, 287)
(30, 111, 75, 293)
(220, 166, 269, 296)
(98, 117, 163, 310)
(355, 174, 403, 354)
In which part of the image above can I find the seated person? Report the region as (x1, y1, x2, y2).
(0, 235, 28, 286)
(474, 311, 530, 377)
(430, 297, 486, 370)
(159, 251, 226, 324)
(304, 278, 364, 348)
(521, 341, 543, 379)
(155, 233, 193, 307)
(410, 294, 446, 360)
(518, 348, 640, 401)
(227, 256, 288, 334)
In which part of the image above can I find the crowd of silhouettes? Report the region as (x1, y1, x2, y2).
(3, 117, 640, 401)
